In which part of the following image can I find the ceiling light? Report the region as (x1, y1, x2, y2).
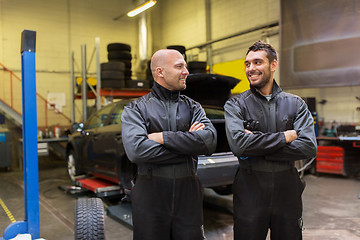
(127, 0, 157, 17)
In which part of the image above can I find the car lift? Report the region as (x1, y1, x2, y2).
(1, 30, 41, 239)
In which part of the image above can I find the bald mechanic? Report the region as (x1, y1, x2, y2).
(121, 49, 217, 240)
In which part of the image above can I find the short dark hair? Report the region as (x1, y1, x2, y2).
(246, 41, 277, 63)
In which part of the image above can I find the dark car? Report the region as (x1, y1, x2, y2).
(66, 99, 238, 195)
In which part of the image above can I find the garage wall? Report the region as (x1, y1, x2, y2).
(0, 0, 359, 125)
(150, 0, 280, 84)
(151, 0, 360, 125)
(151, 0, 279, 63)
(0, 0, 137, 125)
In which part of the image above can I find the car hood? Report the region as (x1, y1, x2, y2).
(182, 73, 240, 107)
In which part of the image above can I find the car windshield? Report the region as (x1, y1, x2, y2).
(85, 103, 114, 129)
(84, 99, 130, 129)
(109, 100, 131, 125)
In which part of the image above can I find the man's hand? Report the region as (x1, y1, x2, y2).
(148, 132, 164, 144)
(284, 130, 298, 143)
(189, 122, 205, 132)
(244, 129, 253, 134)
(148, 122, 204, 144)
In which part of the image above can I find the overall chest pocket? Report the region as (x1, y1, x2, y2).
(176, 107, 192, 132)
(282, 117, 294, 131)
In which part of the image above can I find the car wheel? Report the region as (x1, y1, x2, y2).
(67, 150, 79, 182)
(75, 198, 105, 240)
(212, 185, 233, 195)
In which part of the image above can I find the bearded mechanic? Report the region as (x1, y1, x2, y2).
(121, 49, 217, 240)
(224, 41, 317, 240)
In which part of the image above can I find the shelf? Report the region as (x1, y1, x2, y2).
(75, 88, 151, 99)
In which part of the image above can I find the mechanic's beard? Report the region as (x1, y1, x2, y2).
(179, 80, 187, 90)
(250, 75, 270, 90)
(249, 67, 272, 90)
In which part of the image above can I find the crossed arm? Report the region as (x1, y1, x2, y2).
(148, 122, 205, 144)
(245, 129, 298, 143)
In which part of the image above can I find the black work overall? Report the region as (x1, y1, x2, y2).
(131, 162, 204, 240)
(233, 167, 305, 240)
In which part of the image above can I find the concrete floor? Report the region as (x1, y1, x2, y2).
(0, 156, 359, 240)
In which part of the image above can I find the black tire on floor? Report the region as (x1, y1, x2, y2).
(75, 198, 105, 240)
(101, 62, 125, 72)
(107, 43, 131, 52)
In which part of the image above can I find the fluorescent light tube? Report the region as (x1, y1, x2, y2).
(127, 0, 157, 17)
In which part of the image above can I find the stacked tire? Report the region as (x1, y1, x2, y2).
(187, 61, 207, 74)
(166, 45, 208, 74)
(167, 45, 187, 62)
(101, 43, 132, 89)
(100, 61, 125, 89)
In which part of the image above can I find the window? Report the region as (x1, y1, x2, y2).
(109, 101, 129, 125)
(85, 104, 114, 129)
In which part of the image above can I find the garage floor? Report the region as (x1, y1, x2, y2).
(0, 156, 359, 240)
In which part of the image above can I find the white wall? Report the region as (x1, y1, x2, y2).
(0, 0, 359, 126)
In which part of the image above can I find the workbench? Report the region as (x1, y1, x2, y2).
(18, 137, 68, 169)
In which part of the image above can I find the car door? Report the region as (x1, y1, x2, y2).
(81, 103, 115, 172)
(108, 100, 136, 188)
(90, 100, 130, 183)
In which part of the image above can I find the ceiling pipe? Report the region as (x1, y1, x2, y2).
(136, 0, 153, 79)
(205, 0, 213, 73)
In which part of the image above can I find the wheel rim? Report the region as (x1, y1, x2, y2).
(67, 153, 76, 181)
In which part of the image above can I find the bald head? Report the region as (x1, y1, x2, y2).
(150, 49, 189, 91)
(150, 49, 183, 72)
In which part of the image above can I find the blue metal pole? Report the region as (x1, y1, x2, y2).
(21, 30, 40, 239)
(2, 30, 40, 240)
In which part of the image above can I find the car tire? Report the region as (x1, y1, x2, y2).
(212, 185, 233, 195)
(107, 43, 131, 52)
(75, 198, 105, 240)
(101, 62, 125, 72)
(167, 45, 187, 61)
(166, 45, 186, 54)
(101, 71, 125, 80)
(108, 51, 132, 61)
(67, 149, 81, 182)
(101, 79, 125, 89)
